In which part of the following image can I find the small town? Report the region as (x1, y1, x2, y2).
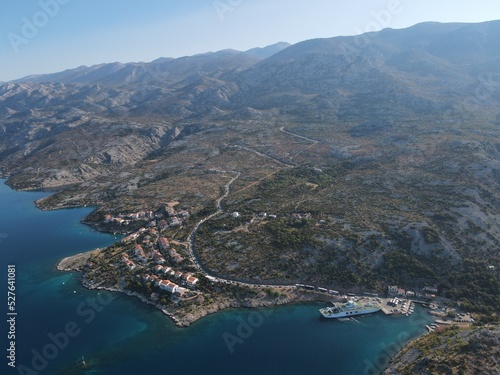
(67, 201, 478, 335)
(81, 202, 203, 306)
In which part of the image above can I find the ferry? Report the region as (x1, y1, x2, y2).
(320, 299, 381, 318)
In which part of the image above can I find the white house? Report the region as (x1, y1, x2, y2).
(159, 280, 178, 294)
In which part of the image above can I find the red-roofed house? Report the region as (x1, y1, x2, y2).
(159, 280, 178, 293)
(185, 275, 198, 288)
(124, 260, 137, 270)
(168, 248, 178, 256)
(150, 250, 165, 264)
(158, 237, 170, 250)
(153, 265, 163, 273)
(172, 255, 184, 263)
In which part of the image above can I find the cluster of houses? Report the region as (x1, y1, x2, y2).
(121, 235, 187, 269)
(121, 253, 137, 270)
(104, 210, 156, 226)
(151, 265, 198, 287)
(140, 267, 199, 297)
(157, 237, 184, 263)
(105, 205, 190, 229)
(388, 285, 438, 300)
(291, 212, 312, 220)
(107, 203, 199, 302)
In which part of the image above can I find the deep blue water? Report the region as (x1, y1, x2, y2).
(0, 180, 434, 375)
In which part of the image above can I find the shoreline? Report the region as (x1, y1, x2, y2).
(54, 250, 454, 374)
(57, 249, 102, 272)
(55, 251, 435, 330)
(56, 252, 333, 327)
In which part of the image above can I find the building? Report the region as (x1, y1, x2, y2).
(164, 267, 175, 276)
(159, 280, 178, 294)
(175, 287, 187, 297)
(179, 210, 190, 218)
(169, 248, 184, 263)
(388, 285, 398, 295)
(124, 259, 137, 270)
(158, 237, 170, 250)
(172, 254, 184, 263)
(186, 276, 198, 287)
(134, 244, 147, 263)
(121, 232, 139, 244)
(169, 218, 181, 226)
(423, 286, 438, 293)
(165, 208, 176, 217)
(150, 250, 165, 264)
(153, 265, 163, 273)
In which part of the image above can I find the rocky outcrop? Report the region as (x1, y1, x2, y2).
(383, 326, 500, 375)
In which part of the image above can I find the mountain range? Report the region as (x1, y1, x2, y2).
(0, 21, 499, 310)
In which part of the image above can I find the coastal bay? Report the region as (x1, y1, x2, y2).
(1, 179, 438, 374)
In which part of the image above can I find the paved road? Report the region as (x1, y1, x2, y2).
(184, 128, 322, 291)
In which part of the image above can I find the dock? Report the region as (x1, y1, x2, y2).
(379, 297, 415, 316)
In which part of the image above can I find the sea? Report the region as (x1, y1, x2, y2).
(0, 179, 435, 375)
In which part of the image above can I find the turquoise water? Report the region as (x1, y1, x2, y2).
(0, 180, 434, 375)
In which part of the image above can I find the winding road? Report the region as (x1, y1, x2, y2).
(184, 127, 322, 290)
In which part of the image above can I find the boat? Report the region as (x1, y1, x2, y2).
(320, 299, 381, 318)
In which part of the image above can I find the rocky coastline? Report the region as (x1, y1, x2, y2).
(56, 251, 324, 328)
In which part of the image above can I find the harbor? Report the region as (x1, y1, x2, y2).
(317, 292, 480, 340)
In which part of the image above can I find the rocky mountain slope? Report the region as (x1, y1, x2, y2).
(383, 325, 500, 375)
(0, 21, 499, 312)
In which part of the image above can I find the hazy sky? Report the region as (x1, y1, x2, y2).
(1, 0, 500, 81)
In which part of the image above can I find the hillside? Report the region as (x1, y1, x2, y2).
(383, 325, 500, 375)
(0, 21, 499, 315)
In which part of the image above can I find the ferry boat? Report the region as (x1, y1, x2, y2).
(320, 299, 381, 318)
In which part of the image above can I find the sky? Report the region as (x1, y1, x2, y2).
(1, 0, 500, 82)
